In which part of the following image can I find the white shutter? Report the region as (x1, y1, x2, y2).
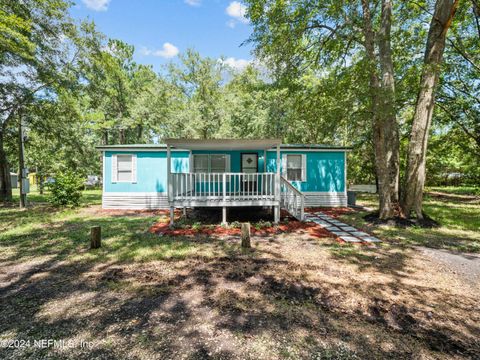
(225, 154, 231, 172)
(131, 154, 137, 183)
(111, 154, 118, 183)
(281, 154, 287, 178)
(301, 154, 307, 181)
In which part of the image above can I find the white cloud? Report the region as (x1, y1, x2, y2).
(226, 19, 236, 28)
(226, 1, 248, 25)
(184, 0, 201, 6)
(140, 43, 179, 59)
(82, 0, 110, 11)
(220, 57, 252, 71)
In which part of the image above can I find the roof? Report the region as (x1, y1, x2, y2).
(96, 140, 352, 151)
(164, 138, 282, 150)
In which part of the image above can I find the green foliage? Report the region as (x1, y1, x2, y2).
(47, 171, 84, 207)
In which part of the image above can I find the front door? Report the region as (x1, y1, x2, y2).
(241, 153, 258, 193)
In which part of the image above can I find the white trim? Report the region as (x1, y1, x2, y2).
(301, 154, 307, 181)
(281, 154, 287, 178)
(344, 151, 347, 194)
(111, 154, 118, 183)
(102, 151, 106, 193)
(131, 154, 137, 183)
(114, 154, 136, 183)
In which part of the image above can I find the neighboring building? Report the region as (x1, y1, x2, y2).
(10, 173, 18, 189)
(97, 139, 350, 224)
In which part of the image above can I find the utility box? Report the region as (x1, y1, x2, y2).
(347, 191, 356, 206)
(21, 179, 30, 194)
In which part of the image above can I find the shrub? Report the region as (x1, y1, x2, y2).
(47, 171, 84, 207)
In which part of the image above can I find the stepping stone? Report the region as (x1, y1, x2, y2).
(339, 227, 357, 232)
(325, 226, 341, 232)
(339, 236, 362, 243)
(350, 231, 369, 237)
(360, 236, 382, 243)
(330, 231, 350, 236)
(312, 220, 330, 226)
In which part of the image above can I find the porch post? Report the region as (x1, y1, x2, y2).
(167, 144, 174, 226)
(222, 207, 227, 225)
(274, 144, 281, 223)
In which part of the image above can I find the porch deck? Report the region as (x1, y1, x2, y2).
(165, 138, 305, 224)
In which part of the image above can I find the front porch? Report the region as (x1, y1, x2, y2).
(165, 139, 304, 225)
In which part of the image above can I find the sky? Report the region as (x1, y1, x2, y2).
(70, 0, 254, 72)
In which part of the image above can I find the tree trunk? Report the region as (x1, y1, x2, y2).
(38, 172, 44, 195)
(361, 0, 400, 219)
(18, 118, 26, 208)
(119, 129, 126, 144)
(103, 130, 109, 145)
(0, 127, 13, 203)
(402, 0, 460, 218)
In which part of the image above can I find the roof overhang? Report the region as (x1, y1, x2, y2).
(164, 138, 282, 151)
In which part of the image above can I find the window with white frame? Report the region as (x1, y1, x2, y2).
(283, 154, 306, 181)
(192, 154, 229, 173)
(112, 154, 136, 183)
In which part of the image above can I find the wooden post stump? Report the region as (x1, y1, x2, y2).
(241, 223, 251, 248)
(90, 226, 101, 249)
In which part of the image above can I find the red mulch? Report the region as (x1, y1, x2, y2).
(148, 220, 333, 238)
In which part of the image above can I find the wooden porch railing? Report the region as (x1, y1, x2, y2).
(170, 172, 277, 202)
(280, 176, 305, 220)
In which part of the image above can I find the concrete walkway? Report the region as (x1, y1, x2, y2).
(305, 211, 381, 243)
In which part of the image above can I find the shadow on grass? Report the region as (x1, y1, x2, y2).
(0, 203, 478, 358)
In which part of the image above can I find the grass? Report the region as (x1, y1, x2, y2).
(340, 187, 480, 252)
(426, 185, 479, 196)
(0, 187, 479, 359)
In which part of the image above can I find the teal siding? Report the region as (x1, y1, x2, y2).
(104, 151, 189, 193)
(103, 149, 345, 194)
(266, 151, 345, 192)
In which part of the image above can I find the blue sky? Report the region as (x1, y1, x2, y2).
(71, 0, 254, 72)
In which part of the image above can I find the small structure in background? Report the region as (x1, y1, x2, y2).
(10, 173, 18, 189)
(85, 175, 101, 189)
(349, 184, 377, 193)
(90, 226, 101, 249)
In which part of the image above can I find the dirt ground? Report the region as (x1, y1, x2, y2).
(1, 214, 479, 359)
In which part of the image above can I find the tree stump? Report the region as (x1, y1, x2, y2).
(90, 226, 101, 249)
(241, 223, 251, 248)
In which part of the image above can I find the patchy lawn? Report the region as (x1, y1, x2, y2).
(340, 189, 480, 253)
(0, 190, 479, 359)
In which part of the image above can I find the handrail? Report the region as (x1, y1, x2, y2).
(170, 172, 276, 202)
(280, 176, 305, 220)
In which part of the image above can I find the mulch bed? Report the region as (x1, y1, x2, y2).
(364, 212, 440, 228)
(148, 220, 333, 238)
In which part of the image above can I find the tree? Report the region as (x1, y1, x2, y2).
(402, 0, 460, 218)
(0, 0, 74, 202)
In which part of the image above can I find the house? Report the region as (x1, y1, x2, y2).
(96, 139, 350, 224)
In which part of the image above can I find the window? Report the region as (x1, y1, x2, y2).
(193, 154, 229, 173)
(112, 154, 136, 183)
(193, 155, 209, 173)
(284, 154, 306, 181)
(210, 155, 226, 173)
